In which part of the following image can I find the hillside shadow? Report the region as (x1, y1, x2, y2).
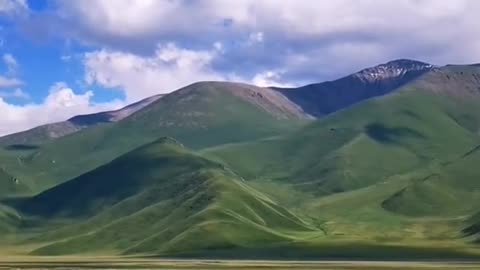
(365, 123, 426, 144)
(4, 144, 39, 151)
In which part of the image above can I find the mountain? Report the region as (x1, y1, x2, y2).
(14, 137, 317, 256)
(201, 64, 480, 253)
(68, 94, 164, 125)
(0, 60, 434, 195)
(2, 61, 480, 259)
(274, 59, 433, 116)
(207, 64, 480, 193)
(0, 82, 310, 195)
(0, 94, 164, 147)
(0, 59, 432, 149)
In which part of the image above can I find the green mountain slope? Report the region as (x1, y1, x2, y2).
(14, 137, 317, 256)
(382, 144, 480, 217)
(206, 66, 480, 197)
(0, 150, 31, 197)
(196, 65, 480, 253)
(206, 92, 480, 197)
(0, 82, 309, 196)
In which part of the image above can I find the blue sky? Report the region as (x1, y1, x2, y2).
(0, 0, 479, 135)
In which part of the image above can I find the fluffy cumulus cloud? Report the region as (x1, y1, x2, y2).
(0, 82, 123, 135)
(82, 42, 294, 100)
(83, 43, 225, 102)
(0, 52, 123, 135)
(47, 0, 480, 82)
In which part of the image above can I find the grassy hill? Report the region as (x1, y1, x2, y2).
(205, 65, 480, 196)
(12, 137, 318, 256)
(0, 150, 31, 197)
(206, 91, 480, 195)
(5, 137, 479, 259)
(0, 82, 309, 196)
(199, 65, 480, 252)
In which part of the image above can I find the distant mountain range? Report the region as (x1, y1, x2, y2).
(1, 59, 480, 259)
(0, 94, 164, 146)
(0, 59, 434, 146)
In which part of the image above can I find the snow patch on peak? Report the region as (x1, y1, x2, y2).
(354, 59, 433, 82)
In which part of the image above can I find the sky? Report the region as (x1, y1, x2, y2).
(0, 0, 479, 135)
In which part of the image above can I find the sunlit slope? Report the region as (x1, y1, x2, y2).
(208, 92, 480, 194)
(201, 65, 480, 248)
(0, 82, 309, 195)
(15, 137, 317, 256)
(382, 143, 480, 217)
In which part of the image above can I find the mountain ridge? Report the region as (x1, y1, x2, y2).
(0, 59, 433, 146)
(0, 94, 164, 147)
(273, 59, 434, 116)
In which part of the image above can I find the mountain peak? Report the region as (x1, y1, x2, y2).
(354, 59, 433, 83)
(152, 136, 184, 147)
(385, 58, 432, 67)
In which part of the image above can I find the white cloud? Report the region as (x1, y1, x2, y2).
(48, 0, 480, 83)
(251, 70, 295, 88)
(0, 76, 22, 88)
(0, 53, 22, 88)
(0, 88, 29, 99)
(56, 0, 183, 37)
(0, 82, 124, 136)
(0, 0, 27, 16)
(53, 0, 480, 43)
(3, 53, 18, 75)
(83, 43, 225, 102)
(83, 42, 302, 100)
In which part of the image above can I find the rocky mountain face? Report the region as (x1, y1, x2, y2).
(68, 94, 164, 126)
(273, 59, 434, 117)
(411, 64, 480, 98)
(144, 81, 312, 121)
(353, 59, 433, 83)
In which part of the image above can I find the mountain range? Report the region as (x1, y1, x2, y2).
(1, 59, 480, 259)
